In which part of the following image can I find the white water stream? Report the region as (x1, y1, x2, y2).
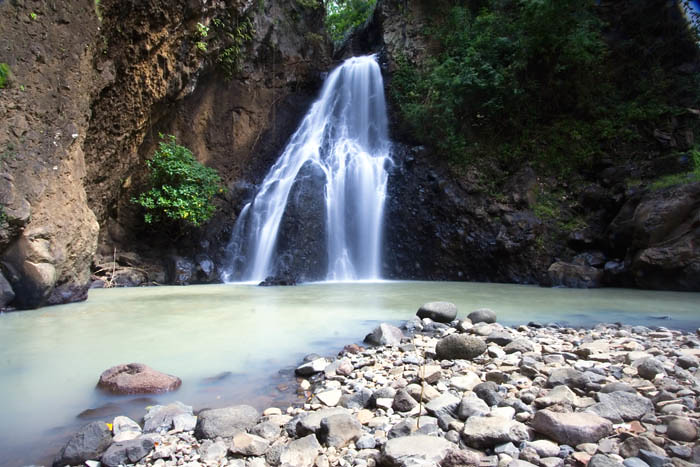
(223, 55, 390, 282)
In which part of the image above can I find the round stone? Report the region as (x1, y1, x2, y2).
(435, 334, 487, 361)
(467, 308, 497, 324)
(416, 301, 457, 323)
(97, 363, 181, 394)
(667, 418, 697, 442)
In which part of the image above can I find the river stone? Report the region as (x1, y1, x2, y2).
(619, 436, 667, 458)
(468, 308, 497, 324)
(535, 385, 579, 408)
(461, 416, 531, 448)
(531, 410, 612, 445)
(546, 368, 590, 389)
(295, 357, 329, 376)
(436, 334, 486, 360)
(53, 421, 113, 467)
(100, 438, 154, 467)
(230, 432, 269, 456)
(588, 454, 624, 467)
(636, 357, 666, 380)
(279, 434, 321, 467)
(486, 331, 515, 346)
(296, 407, 349, 436)
(316, 389, 342, 407)
(339, 388, 372, 409)
(195, 405, 259, 439)
(381, 434, 454, 466)
(457, 394, 490, 420)
(424, 392, 461, 419)
(590, 391, 654, 422)
(416, 301, 457, 323)
(504, 338, 535, 354)
(525, 440, 560, 458)
(623, 459, 650, 467)
(474, 381, 503, 406)
(600, 382, 635, 393)
(364, 323, 404, 346)
(97, 363, 181, 394)
(441, 449, 482, 467)
(393, 388, 418, 412)
(318, 413, 363, 447)
(199, 439, 228, 464)
(450, 372, 481, 391)
(667, 417, 697, 441)
(143, 402, 193, 434)
(112, 416, 141, 442)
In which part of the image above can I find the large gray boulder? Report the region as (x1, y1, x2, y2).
(52, 421, 112, 467)
(416, 301, 457, 323)
(195, 405, 259, 439)
(143, 402, 194, 434)
(101, 438, 155, 467)
(97, 363, 181, 394)
(364, 323, 404, 346)
(532, 410, 612, 445)
(435, 334, 486, 360)
(547, 261, 603, 288)
(381, 435, 454, 466)
(461, 416, 531, 448)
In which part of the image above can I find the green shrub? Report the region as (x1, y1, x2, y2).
(212, 16, 254, 79)
(325, 0, 377, 43)
(0, 63, 10, 89)
(131, 135, 222, 228)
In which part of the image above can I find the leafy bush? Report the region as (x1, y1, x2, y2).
(212, 15, 254, 79)
(131, 135, 222, 228)
(325, 0, 377, 43)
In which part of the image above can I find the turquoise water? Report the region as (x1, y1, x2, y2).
(0, 281, 698, 466)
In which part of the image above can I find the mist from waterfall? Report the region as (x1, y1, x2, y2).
(222, 55, 391, 283)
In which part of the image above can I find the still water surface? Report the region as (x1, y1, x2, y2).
(1, 281, 699, 466)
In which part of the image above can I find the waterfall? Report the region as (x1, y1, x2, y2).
(222, 55, 391, 283)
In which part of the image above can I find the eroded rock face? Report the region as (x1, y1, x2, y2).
(97, 363, 182, 394)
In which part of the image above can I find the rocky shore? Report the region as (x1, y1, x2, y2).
(53, 303, 700, 467)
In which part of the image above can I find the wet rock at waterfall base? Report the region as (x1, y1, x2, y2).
(97, 363, 181, 394)
(259, 273, 298, 286)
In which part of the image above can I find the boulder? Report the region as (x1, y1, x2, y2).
(381, 434, 454, 466)
(667, 417, 697, 442)
(467, 308, 497, 324)
(547, 262, 603, 288)
(457, 394, 490, 420)
(586, 391, 653, 422)
(229, 432, 269, 456)
(143, 402, 193, 434)
(546, 368, 590, 389)
(317, 413, 363, 447)
(0, 271, 15, 307)
(101, 438, 155, 467)
(364, 323, 404, 346)
(435, 334, 486, 360)
(296, 407, 349, 436)
(195, 405, 259, 439)
(97, 363, 181, 394)
(531, 410, 612, 445)
(53, 421, 112, 467)
(279, 434, 321, 467)
(167, 255, 194, 285)
(504, 338, 535, 354)
(424, 393, 461, 419)
(461, 416, 531, 448)
(416, 301, 457, 323)
(295, 357, 329, 376)
(636, 357, 666, 380)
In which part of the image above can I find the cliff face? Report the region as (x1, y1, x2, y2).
(0, 0, 330, 309)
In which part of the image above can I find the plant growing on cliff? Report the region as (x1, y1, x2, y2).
(131, 135, 222, 228)
(325, 0, 377, 43)
(212, 15, 255, 79)
(0, 63, 10, 89)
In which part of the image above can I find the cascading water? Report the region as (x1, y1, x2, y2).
(222, 55, 391, 283)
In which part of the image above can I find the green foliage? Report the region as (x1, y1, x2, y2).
(131, 135, 222, 228)
(297, 0, 322, 9)
(195, 22, 210, 52)
(0, 63, 10, 89)
(94, 0, 102, 21)
(325, 0, 377, 43)
(211, 15, 255, 79)
(650, 146, 700, 190)
(390, 0, 700, 176)
(29, 12, 37, 20)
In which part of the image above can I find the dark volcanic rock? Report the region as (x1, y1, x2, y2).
(53, 421, 112, 467)
(195, 405, 260, 439)
(364, 323, 404, 346)
(435, 334, 487, 360)
(97, 363, 181, 394)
